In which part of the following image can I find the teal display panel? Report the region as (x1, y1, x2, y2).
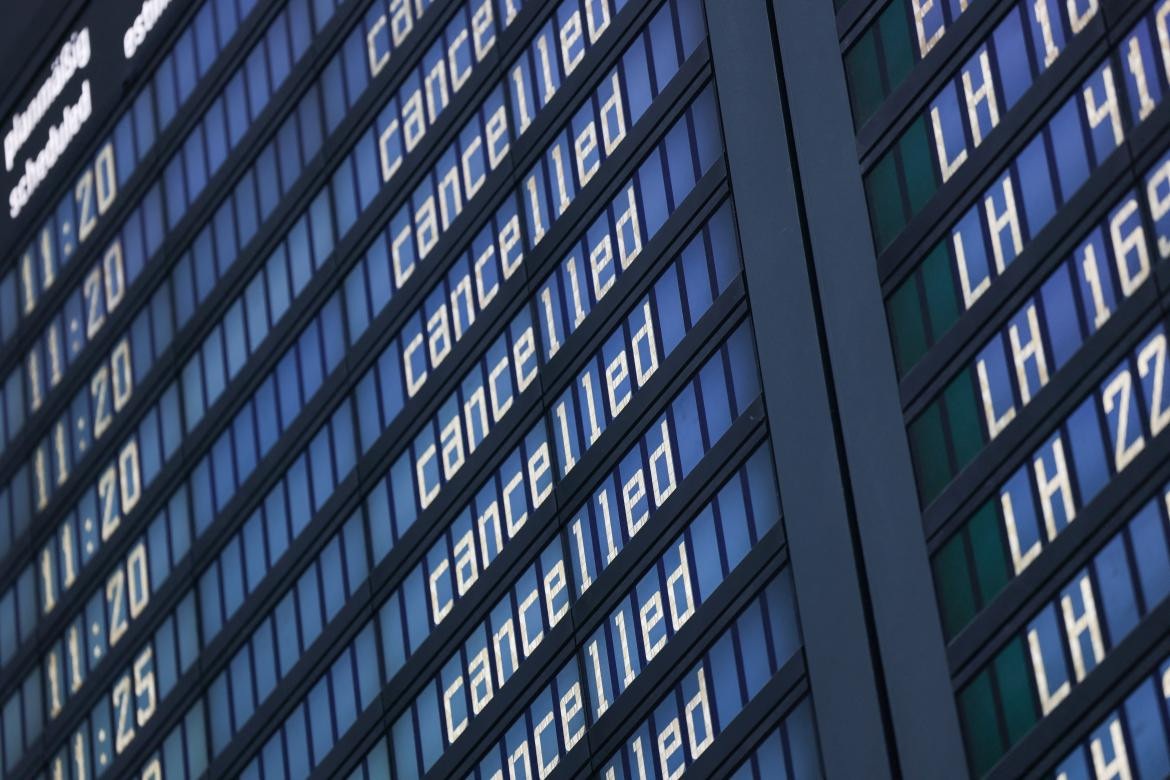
(837, 0, 1170, 773)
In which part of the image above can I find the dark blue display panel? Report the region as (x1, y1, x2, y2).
(0, 0, 822, 778)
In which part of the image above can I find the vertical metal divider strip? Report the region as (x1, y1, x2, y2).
(765, 0, 969, 776)
(704, 2, 893, 778)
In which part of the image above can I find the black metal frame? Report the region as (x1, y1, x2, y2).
(705, 3, 890, 775)
(706, 1, 974, 777)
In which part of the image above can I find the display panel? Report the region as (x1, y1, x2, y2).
(0, 0, 820, 778)
(839, 0, 1170, 772)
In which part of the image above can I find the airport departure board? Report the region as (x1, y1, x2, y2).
(12, 0, 1165, 776)
(0, 1, 821, 778)
(841, 0, 1170, 775)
